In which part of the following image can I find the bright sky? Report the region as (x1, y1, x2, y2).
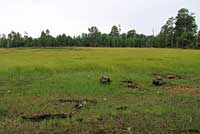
(0, 0, 199, 37)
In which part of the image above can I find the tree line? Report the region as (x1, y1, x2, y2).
(0, 8, 199, 49)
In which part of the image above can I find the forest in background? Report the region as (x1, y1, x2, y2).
(0, 8, 200, 49)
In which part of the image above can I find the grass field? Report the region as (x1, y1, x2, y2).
(0, 48, 200, 133)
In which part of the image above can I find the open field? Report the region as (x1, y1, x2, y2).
(0, 48, 200, 133)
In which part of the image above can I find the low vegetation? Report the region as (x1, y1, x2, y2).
(0, 48, 200, 133)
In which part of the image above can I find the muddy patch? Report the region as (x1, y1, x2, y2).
(165, 86, 200, 94)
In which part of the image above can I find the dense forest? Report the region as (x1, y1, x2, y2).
(0, 8, 199, 48)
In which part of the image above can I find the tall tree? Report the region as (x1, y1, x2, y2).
(110, 25, 119, 36)
(0, 34, 7, 48)
(174, 8, 197, 48)
(159, 17, 175, 47)
(127, 29, 136, 38)
(39, 29, 55, 47)
(88, 26, 100, 38)
(88, 26, 101, 46)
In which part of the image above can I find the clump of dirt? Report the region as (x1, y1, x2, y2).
(152, 72, 182, 86)
(153, 73, 181, 80)
(166, 74, 177, 79)
(152, 78, 166, 86)
(121, 80, 140, 89)
(165, 86, 200, 93)
(100, 75, 112, 84)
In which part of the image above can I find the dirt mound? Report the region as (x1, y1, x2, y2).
(100, 75, 112, 84)
(152, 79, 166, 86)
(121, 80, 140, 89)
(153, 73, 181, 79)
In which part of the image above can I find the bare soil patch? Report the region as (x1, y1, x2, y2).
(121, 80, 141, 89)
(165, 86, 200, 94)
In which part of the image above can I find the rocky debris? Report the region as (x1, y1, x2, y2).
(152, 78, 166, 86)
(100, 76, 112, 84)
(21, 113, 69, 122)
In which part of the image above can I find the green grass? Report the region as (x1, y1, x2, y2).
(0, 48, 200, 133)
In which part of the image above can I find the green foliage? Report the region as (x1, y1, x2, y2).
(157, 8, 198, 48)
(0, 8, 198, 48)
(110, 25, 120, 36)
(158, 17, 175, 48)
(174, 8, 198, 48)
(127, 29, 136, 38)
(175, 8, 197, 37)
(196, 31, 200, 48)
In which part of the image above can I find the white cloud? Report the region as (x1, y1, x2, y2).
(0, 0, 199, 37)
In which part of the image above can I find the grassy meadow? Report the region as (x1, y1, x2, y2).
(0, 48, 200, 133)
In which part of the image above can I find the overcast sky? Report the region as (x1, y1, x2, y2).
(0, 0, 199, 37)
